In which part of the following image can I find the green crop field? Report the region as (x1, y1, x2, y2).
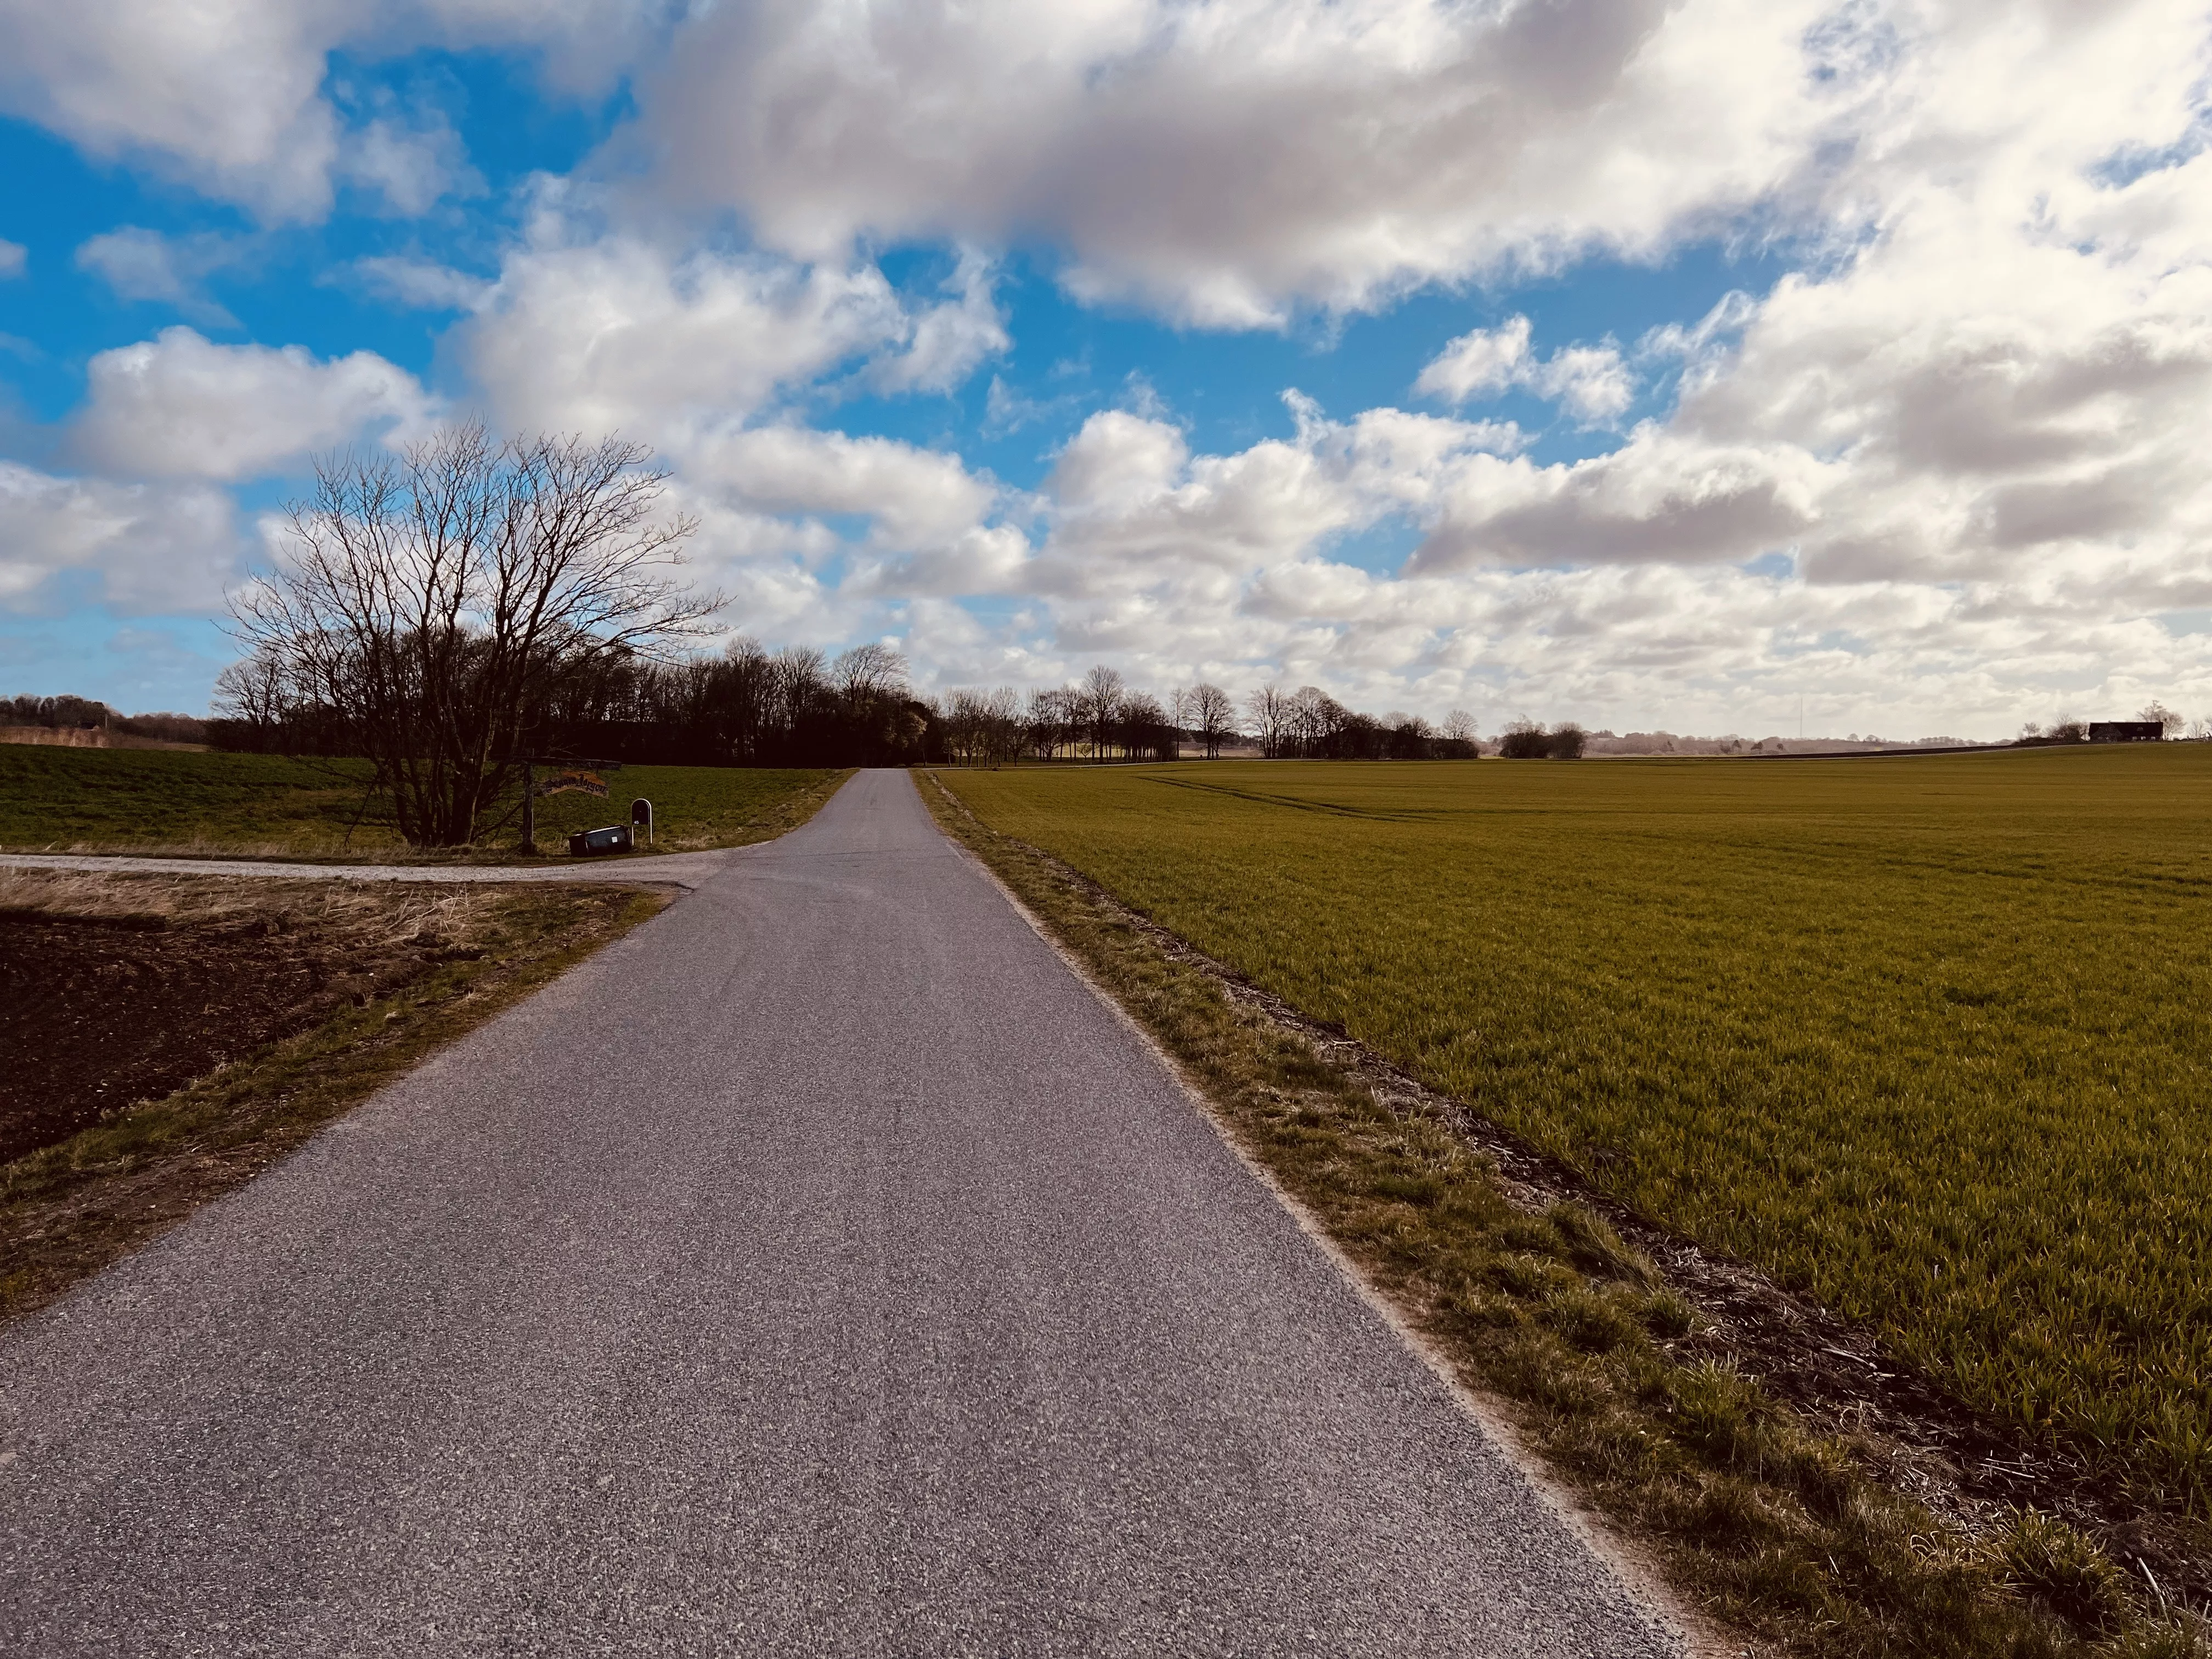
(941, 748, 2212, 1515)
(0, 744, 842, 860)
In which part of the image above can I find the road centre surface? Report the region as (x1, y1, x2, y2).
(0, 770, 1680, 1656)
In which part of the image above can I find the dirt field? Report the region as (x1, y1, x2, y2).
(0, 871, 514, 1164)
(0, 868, 665, 1330)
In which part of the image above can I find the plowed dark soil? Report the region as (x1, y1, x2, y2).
(0, 910, 433, 1164)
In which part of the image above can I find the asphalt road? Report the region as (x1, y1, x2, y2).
(0, 770, 1684, 1657)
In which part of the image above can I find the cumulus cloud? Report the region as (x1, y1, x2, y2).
(75, 228, 251, 326)
(457, 230, 908, 438)
(72, 327, 436, 482)
(1387, 3, 2212, 606)
(1035, 396, 1523, 596)
(0, 0, 669, 219)
(894, 393, 2212, 736)
(0, 240, 24, 280)
(0, 462, 244, 614)
(341, 255, 495, 311)
(634, 0, 1838, 324)
(866, 253, 1010, 395)
(455, 211, 1009, 439)
(1414, 317, 1534, 404)
(335, 102, 484, 216)
(1416, 315, 1635, 422)
(686, 426, 1001, 552)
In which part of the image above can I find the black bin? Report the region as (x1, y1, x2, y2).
(567, 824, 634, 856)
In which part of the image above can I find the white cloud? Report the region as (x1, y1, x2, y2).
(0, 2, 340, 220)
(634, 0, 1839, 324)
(0, 462, 244, 615)
(1533, 346, 1637, 424)
(336, 104, 484, 216)
(1414, 317, 1533, 404)
(342, 255, 494, 311)
(456, 229, 910, 439)
(0, 240, 24, 280)
(687, 426, 1002, 552)
(1035, 397, 1523, 597)
(456, 211, 1008, 441)
(1415, 315, 1634, 424)
(856, 354, 2212, 736)
(867, 252, 1010, 394)
(72, 327, 436, 482)
(0, 0, 668, 221)
(75, 228, 251, 326)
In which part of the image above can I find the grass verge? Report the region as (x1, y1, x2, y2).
(918, 769, 2208, 1659)
(0, 743, 848, 861)
(0, 878, 668, 1328)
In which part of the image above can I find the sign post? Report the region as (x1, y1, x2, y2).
(512, 756, 624, 856)
(630, 798, 653, 847)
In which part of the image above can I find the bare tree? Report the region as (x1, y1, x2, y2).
(940, 686, 1024, 766)
(1121, 691, 1176, 761)
(228, 422, 713, 847)
(769, 646, 828, 735)
(1080, 664, 1126, 759)
(1189, 682, 1237, 759)
(1024, 687, 1071, 759)
(1442, 709, 1476, 743)
(1246, 684, 1290, 758)
(212, 650, 291, 732)
(834, 641, 910, 704)
(2138, 699, 2185, 737)
(1288, 685, 1347, 757)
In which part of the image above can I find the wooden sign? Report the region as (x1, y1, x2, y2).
(537, 769, 608, 798)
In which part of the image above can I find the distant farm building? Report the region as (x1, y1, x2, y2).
(2089, 721, 2165, 742)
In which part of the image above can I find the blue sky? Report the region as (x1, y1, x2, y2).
(3, 2, 2210, 740)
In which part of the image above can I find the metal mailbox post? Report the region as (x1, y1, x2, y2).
(630, 798, 653, 847)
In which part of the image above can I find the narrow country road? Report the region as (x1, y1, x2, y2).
(0, 771, 1682, 1657)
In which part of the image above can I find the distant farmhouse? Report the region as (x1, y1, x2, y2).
(2088, 721, 2165, 742)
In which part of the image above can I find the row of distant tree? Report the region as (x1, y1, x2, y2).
(1, 694, 206, 746)
(935, 671, 1489, 766)
(2019, 703, 2190, 742)
(212, 639, 1504, 770)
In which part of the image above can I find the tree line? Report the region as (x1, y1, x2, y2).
(199, 423, 1563, 847)
(215, 635, 1492, 772)
(2, 695, 206, 746)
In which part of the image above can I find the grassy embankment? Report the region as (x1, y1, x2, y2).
(934, 749, 2211, 1656)
(0, 743, 845, 860)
